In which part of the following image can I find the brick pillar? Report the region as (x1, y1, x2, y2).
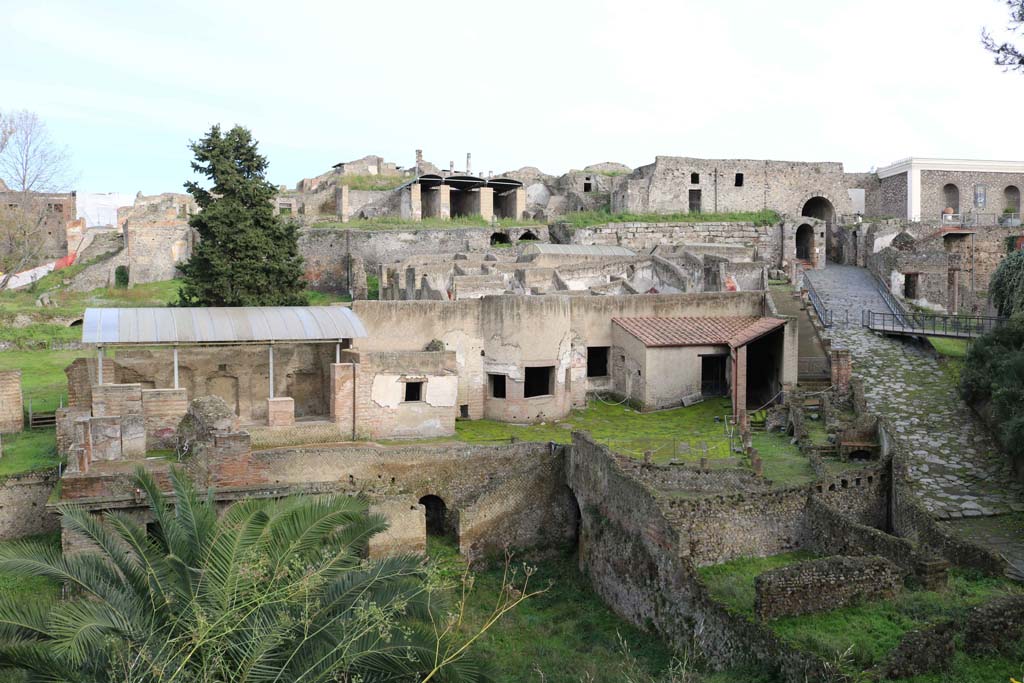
(330, 363, 357, 439)
(478, 187, 494, 222)
(513, 187, 526, 220)
(830, 348, 852, 398)
(948, 269, 960, 313)
(408, 183, 422, 222)
(732, 346, 747, 418)
(0, 370, 23, 434)
(438, 185, 451, 220)
(266, 397, 295, 427)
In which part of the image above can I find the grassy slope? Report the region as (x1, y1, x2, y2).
(699, 553, 1024, 672)
(428, 538, 676, 683)
(0, 429, 59, 477)
(450, 399, 812, 486)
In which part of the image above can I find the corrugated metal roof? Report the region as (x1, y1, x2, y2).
(613, 316, 785, 349)
(521, 244, 635, 257)
(81, 306, 367, 345)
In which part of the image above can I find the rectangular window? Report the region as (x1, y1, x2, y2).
(587, 346, 609, 378)
(690, 172, 700, 184)
(583, 176, 592, 193)
(404, 381, 423, 402)
(524, 366, 554, 398)
(489, 373, 506, 399)
(735, 173, 744, 187)
(279, 206, 292, 215)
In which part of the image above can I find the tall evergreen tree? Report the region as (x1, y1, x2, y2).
(178, 125, 306, 306)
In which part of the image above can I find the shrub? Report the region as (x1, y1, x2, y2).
(960, 316, 1024, 466)
(113, 265, 129, 289)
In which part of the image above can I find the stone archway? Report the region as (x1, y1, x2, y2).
(490, 232, 511, 246)
(801, 196, 836, 263)
(795, 224, 815, 262)
(419, 494, 448, 537)
(942, 184, 960, 215)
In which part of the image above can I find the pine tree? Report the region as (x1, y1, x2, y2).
(177, 125, 306, 306)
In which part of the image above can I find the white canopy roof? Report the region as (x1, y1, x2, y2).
(81, 306, 367, 346)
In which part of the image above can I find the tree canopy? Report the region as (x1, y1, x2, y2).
(989, 248, 1024, 317)
(177, 125, 307, 306)
(0, 468, 492, 682)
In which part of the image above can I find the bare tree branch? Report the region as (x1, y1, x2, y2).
(0, 110, 74, 289)
(982, 0, 1024, 72)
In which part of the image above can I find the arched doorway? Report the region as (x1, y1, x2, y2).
(801, 197, 835, 262)
(795, 224, 814, 261)
(490, 232, 511, 246)
(943, 184, 960, 214)
(518, 230, 538, 242)
(1004, 185, 1020, 214)
(419, 495, 448, 537)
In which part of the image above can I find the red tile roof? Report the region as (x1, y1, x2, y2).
(612, 316, 786, 349)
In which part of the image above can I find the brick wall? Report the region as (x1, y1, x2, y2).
(0, 370, 23, 434)
(141, 389, 188, 449)
(754, 555, 904, 620)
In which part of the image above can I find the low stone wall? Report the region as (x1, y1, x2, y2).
(568, 433, 829, 681)
(754, 555, 904, 620)
(805, 496, 915, 569)
(0, 470, 60, 540)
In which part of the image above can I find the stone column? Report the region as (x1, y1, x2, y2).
(830, 348, 852, 398)
(335, 185, 350, 223)
(330, 362, 357, 439)
(478, 187, 494, 223)
(438, 185, 451, 220)
(513, 187, 527, 220)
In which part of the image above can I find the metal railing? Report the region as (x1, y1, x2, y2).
(863, 311, 1006, 339)
(940, 212, 1022, 228)
(802, 272, 833, 327)
(866, 269, 911, 324)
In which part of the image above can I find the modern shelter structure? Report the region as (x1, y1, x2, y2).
(81, 306, 367, 426)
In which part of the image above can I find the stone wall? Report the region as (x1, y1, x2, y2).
(568, 221, 783, 268)
(878, 173, 908, 219)
(754, 555, 904, 620)
(567, 433, 828, 680)
(610, 157, 853, 220)
(0, 470, 60, 540)
(920, 169, 1024, 220)
(0, 370, 23, 434)
(299, 225, 549, 290)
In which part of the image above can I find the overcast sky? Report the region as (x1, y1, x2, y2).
(3, 0, 1023, 194)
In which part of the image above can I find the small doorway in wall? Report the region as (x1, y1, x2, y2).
(419, 495, 449, 537)
(851, 231, 858, 265)
(904, 273, 919, 300)
(587, 347, 609, 378)
(795, 224, 814, 261)
(688, 189, 702, 213)
(490, 232, 511, 246)
(700, 355, 728, 397)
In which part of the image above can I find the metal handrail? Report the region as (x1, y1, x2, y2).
(802, 272, 833, 327)
(864, 311, 1007, 338)
(865, 269, 911, 326)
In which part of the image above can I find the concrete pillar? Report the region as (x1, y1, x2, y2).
(479, 187, 494, 223)
(438, 185, 451, 220)
(330, 362, 357, 439)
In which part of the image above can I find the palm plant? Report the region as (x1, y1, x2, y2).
(0, 467, 490, 682)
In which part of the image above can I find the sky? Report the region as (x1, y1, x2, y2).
(2, 0, 1024, 194)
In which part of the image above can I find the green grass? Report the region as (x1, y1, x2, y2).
(927, 337, 969, 358)
(0, 429, 59, 477)
(312, 216, 542, 231)
(557, 209, 780, 229)
(427, 537, 675, 682)
(304, 289, 351, 305)
(0, 349, 90, 411)
(698, 551, 818, 614)
(700, 553, 1024, 671)
(366, 274, 379, 300)
(337, 174, 410, 191)
(894, 643, 1024, 683)
(0, 532, 60, 602)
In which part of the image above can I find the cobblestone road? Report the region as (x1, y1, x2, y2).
(806, 265, 1024, 520)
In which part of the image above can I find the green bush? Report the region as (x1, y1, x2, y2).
(990, 249, 1024, 316)
(960, 315, 1024, 467)
(114, 265, 129, 289)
